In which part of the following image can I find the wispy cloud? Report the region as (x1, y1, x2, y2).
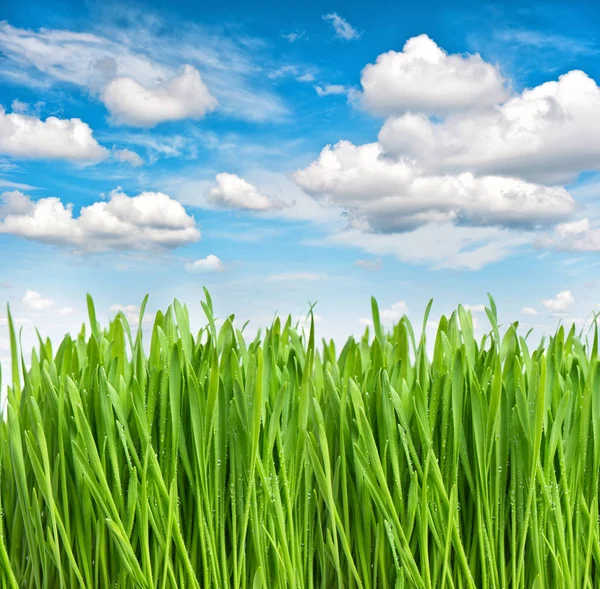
(322, 13, 361, 41)
(282, 31, 307, 43)
(495, 28, 597, 55)
(98, 130, 211, 163)
(469, 25, 598, 80)
(267, 65, 318, 84)
(0, 178, 38, 191)
(0, 18, 289, 123)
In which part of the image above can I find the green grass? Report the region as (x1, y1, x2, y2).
(1, 290, 599, 588)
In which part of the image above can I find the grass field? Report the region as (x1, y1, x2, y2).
(1, 290, 599, 588)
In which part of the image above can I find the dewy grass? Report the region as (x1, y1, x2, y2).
(1, 290, 599, 588)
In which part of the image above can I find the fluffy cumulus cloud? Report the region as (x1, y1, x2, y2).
(0, 190, 33, 216)
(102, 65, 217, 127)
(0, 107, 108, 161)
(542, 290, 574, 313)
(360, 34, 509, 117)
(294, 141, 574, 232)
(537, 218, 600, 252)
(185, 254, 225, 272)
(208, 173, 281, 211)
(292, 34, 600, 268)
(378, 70, 600, 185)
(522, 307, 538, 315)
(22, 290, 54, 311)
(0, 189, 200, 251)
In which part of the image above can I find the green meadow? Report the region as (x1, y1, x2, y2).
(1, 291, 599, 588)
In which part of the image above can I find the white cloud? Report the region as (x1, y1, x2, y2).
(0, 178, 38, 191)
(538, 218, 600, 252)
(266, 272, 324, 282)
(542, 290, 574, 313)
(104, 132, 201, 162)
(208, 173, 281, 211)
(113, 148, 143, 166)
(378, 70, 600, 184)
(360, 34, 509, 117)
(185, 254, 225, 273)
(102, 65, 217, 127)
(161, 170, 341, 226)
(10, 99, 28, 113)
(291, 35, 600, 268)
(322, 13, 360, 41)
(318, 222, 531, 270)
(22, 290, 53, 311)
(494, 29, 597, 56)
(0, 21, 288, 124)
(359, 300, 408, 326)
(0, 106, 108, 161)
(282, 31, 307, 43)
(59, 306, 75, 315)
(267, 66, 316, 84)
(0, 190, 35, 216)
(293, 140, 573, 232)
(315, 84, 348, 97)
(9, 100, 44, 117)
(0, 189, 200, 252)
(0, 22, 166, 90)
(380, 301, 408, 322)
(355, 258, 382, 271)
(522, 307, 538, 315)
(268, 65, 299, 79)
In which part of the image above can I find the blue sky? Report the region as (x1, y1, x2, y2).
(1, 0, 600, 378)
